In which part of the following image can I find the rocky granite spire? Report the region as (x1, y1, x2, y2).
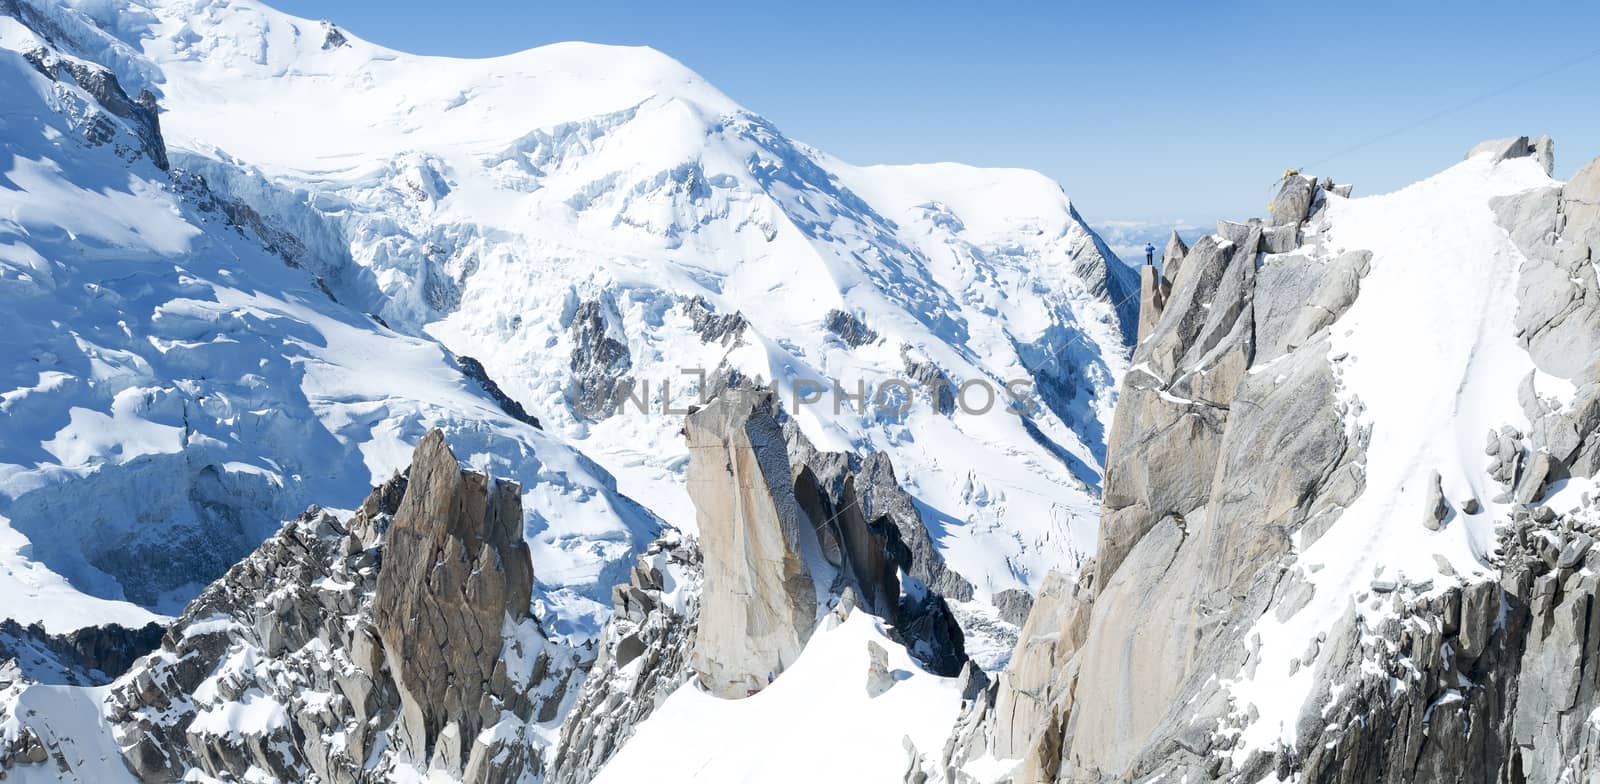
(101, 430, 581, 783)
(684, 387, 970, 698)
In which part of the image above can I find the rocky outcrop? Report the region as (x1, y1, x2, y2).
(548, 387, 971, 781)
(104, 431, 582, 783)
(0, 620, 163, 686)
(1257, 500, 1600, 783)
(1134, 265, 1168, 343)
(682, 295, 748, 345)
(457, 354, 543, 429)
(686, 388, 969, 698)
(782, 415, 975, 604)
(901, 345, 958, 416)
(320, 21, 349, 50)
(1267, 173, 1317, 227)
(922, 145, 1600, 784)
(824, 309, 880, 347)
(548, 536, 702, 784)
(1494, 153, 1600, 478)
(16, 41, 169, 170)
(990, 588, 1035, 628)
(1468, 134, 1556, 175)
(1160, 229, 1188, 285)
(685, 392, 823, 697)
(372, 429, 539, 776)
(940, 567, 1096, 782)
(569, 298, 634, 420)
(920, 163, 1379, 782)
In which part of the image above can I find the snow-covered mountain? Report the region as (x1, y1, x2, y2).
(124, 0, 1138, 610)
(0, 0, 1139, 780)
(13, 0, 1596, 782)
(0, 0, 660, 642)
(1, 0, 1136, 638)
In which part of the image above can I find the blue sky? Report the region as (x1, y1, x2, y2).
(272, 0, 1600, 238)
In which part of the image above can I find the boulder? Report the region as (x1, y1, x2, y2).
(866, 641, 895, 697)
(1216, 219, 1257, 245)
(1268, 175, 1318, 227)
(1467, 136, 1533, 165)
(1467, 135, 1554, 175)
(1262, 223, 1299, 253)
(1424, 470, 1450, 531)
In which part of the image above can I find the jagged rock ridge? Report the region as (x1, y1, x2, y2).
(926, 142, 1600, 783)
(100, 431, 583, 783)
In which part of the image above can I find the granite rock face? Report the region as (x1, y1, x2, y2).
(102, 431, 582, 784)
(549, 386, 972, 782)
(920, 146, 1600, 784)
(684, 388, 971, 698)
(684, 392, 825, 697)
(372, 429, 538, 776)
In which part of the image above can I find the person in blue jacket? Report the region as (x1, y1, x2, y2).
(1145, 242, 1156, 265)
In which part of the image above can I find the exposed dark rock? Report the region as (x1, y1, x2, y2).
(104, 431, 581, 783)
(900, 346, 957, 416)
(457, 355, 542, 429)
(568, 298, 634, 420)
(0, 619, 163, 686)
(682, 295, 747, 346)
(824, 309, 879, 347)
(320, 22, 349, 50)
(172, 171, 313, 267)
(10, 26, 169, 170)
(894, 586, 967, 677)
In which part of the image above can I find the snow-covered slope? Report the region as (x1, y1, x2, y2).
(595, 611, 963, 784)
(0, 2, 657, 639)
(92, 0, 1137, 610)
(1231, 151, 1564, 753)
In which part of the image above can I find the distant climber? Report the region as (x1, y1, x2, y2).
(1144, 242, 1156, 265)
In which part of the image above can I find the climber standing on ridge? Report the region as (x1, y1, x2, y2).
(1145, 242, 1155, 265)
